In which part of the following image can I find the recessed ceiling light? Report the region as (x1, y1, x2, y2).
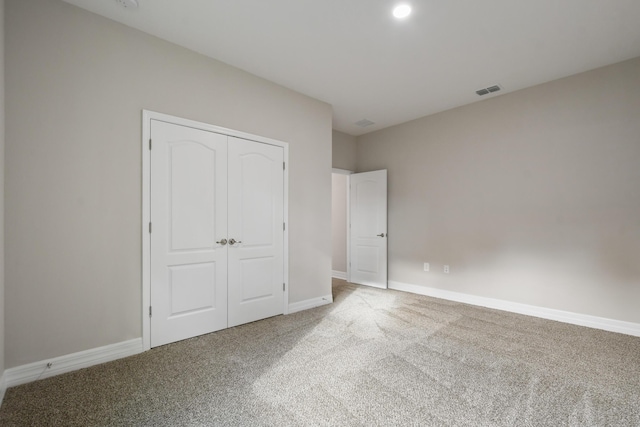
(393, 4, 412, 19)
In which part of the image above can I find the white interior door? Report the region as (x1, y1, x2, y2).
(150, 120, 228, 347)
(227, 137, 285, 327)
(349, 170, 388, 288)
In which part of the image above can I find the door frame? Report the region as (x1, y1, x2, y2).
(141, 110, 290, 351)
(332, 168, 353, 282)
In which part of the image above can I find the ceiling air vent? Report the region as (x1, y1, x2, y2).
(115, 0, 139, 9)
(476, 85, 502, 96)
(355, 119, 375, 128)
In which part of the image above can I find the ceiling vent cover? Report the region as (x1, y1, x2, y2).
(115, 0, 139, 9)
(476, 85, 502, 96)
(355, 119, 375, 128)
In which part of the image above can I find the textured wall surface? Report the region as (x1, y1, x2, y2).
(0, 0, 6, 379)
(357, 57, 640, 323)
(332, 174, 348, 273)
(5, 0, 332, 367)
(332, 130, 356, 171)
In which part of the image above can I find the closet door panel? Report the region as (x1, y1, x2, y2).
(150, 120, 228, 347)
(227, 137, 285, 327)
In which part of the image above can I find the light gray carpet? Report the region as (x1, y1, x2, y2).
(1, 279, 639, 426)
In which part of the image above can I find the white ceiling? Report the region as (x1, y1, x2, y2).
(62, 0, 640, 136)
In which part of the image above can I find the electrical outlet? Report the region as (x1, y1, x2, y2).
(423, 263, 429, 272)
(444, 265, 450, 274)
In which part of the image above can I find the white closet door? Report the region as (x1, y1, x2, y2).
(227, 137, 285, 327)
(350, 170, 388, 288)
(150, 120, 228, 347)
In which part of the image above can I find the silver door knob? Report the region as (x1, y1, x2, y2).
(216, 238, 228, 246)
(229, 238, 242, 245)
(377, 233, 386, 237)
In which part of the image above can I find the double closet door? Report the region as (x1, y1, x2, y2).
(150, 120, 284, 347)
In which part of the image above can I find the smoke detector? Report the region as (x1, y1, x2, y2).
(115, 0, 139, 9)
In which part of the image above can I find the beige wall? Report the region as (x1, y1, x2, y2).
(332, 130, 357, 171)
(331, 130, 356, 277)
(5, 0, 332, 368)
(357, 57, 640, 324)
(331, 174, 348, 273)
(0, 0, 5, 378)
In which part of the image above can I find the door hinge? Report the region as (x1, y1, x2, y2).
(283, 162, 285, 170)
(283, 283, 286, 291)
(283, 222, 286, 231)
(149, 306, 152, 317)
(149, 222, 152, 233)
(149, 138, 152, 150)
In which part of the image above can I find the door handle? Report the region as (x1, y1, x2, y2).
(216, 238, 228, 246)
(229, 238, 242, 246)
(377, 233, 386, 237)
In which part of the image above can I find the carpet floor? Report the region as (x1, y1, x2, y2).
(1, 279, 639, 426)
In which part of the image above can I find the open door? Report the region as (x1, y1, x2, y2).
(349, 170, 387, 288)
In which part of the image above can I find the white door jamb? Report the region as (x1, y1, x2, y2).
(332, 168, 353, 282)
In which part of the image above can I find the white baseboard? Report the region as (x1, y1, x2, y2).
(4, 338, 144, 389)
(332, 270, 347, 280)
(288, 294, 333, 314)
(389, 281, 640, 338)
(0, 370, 7, 407)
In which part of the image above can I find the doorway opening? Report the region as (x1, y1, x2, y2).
(331, 169, 352, 281)
(332, 168, 388, 288)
